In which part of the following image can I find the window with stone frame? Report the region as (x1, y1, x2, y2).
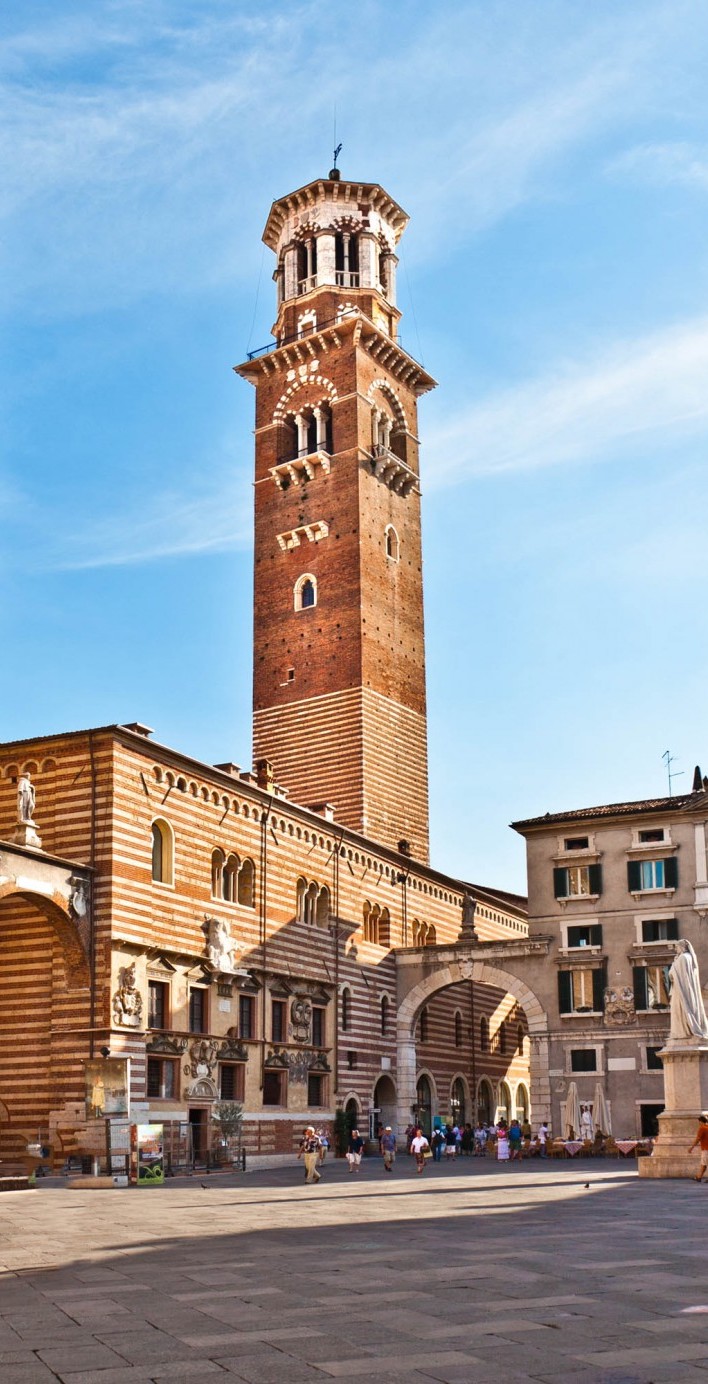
(627, 858, 678, 892)
(633, 964, 670, 1012)
(219, 1062, 245, 1101)
(239, 994, 255, 1039)
(641, 917, 679, 943)
(558, 965, 606, 1015)
(263, 1070, 286, 1106)
(307, 1072, 326, 1107)
(553, 864, 602, 899)
(311, 1005, 325, 1048)
(188, 987, 207, 1034)
(271, 998, 286, 1043)
(146, 1056, 177, 1099)
(570, 1048, 597, 1073)
(148, 979, 169, 1030)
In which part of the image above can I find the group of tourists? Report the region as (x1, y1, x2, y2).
(297, 1117, 553, 1182)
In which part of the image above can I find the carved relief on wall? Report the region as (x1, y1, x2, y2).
(205, 916, 241, 975)
(146, 1033, 187, 1057)
(603, 985, 637, 1026)
(290, 997, 312, 1044)
(112, 963, 143, 1028)
(184, 1039, 220, 1081)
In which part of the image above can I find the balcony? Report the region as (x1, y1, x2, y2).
(370, 445, 419, 496)
(269, 451, 331, 488)
(298, 275, 318, 295)
(335, 270, 360, 288)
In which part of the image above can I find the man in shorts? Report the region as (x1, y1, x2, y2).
(688, 1114, 708, 1181)
(380, 1126, 396, 1172)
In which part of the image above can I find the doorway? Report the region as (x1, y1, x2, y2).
(189, 1107, 208, 1164)
(416, 1074, 433, 1138)
(372, 1075, 396, 1138)
(640, 1103, 663, 1138)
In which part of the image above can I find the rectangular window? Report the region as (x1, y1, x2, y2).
(146, 1057, 176, 1099)
(641, 918, 679, 943)
(646, 1046, 663, 1071)
(567, 924, 603, 949)
(565, 836, 589, 851)
(263, 1070, 285, 1106)
(148, 980, 168, 1029)
(639, 828, 665, 844)
(628, 857, 678, 892)
(554, 864, 602, 899)
(219, 1063, 244, 1101)
(633, 964, 670, 1011)
(558, 966, 605, 1014)
(239, 994, 254, 1040)
(188, 988, 206, 1034)
(312, 1006, 325, 1048)
(271, 999, 286, 1044)
(570, 1048, 597, 1073)
(308, 1072, 325, 1106)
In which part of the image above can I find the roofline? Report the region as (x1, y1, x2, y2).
(262, 176, 409, 250)
(0, 723, 523, 915)
(511, 792, 705, 833)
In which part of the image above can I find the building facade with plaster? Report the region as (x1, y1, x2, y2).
(512, 780, 708, 1138)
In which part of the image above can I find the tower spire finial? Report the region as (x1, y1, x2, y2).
(330, 141, 342, 181)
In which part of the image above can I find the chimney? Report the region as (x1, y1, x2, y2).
(214, 762, 241, 777)
(693, 765, 704, 793)
(255, 758, 275, 791)
(310, 801, 335, 822)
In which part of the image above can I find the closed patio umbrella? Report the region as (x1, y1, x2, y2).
(563, 1081, 581, 1140)
(593, 1082, 612, 1137)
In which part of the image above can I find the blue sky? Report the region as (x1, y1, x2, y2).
(2, 0, 708, 893)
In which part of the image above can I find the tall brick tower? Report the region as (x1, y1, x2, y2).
(236, 171, 435, 862)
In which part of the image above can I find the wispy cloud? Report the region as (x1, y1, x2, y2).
(608, 140, 708, 191)
(425, 316, 708, 485)
(39, 471, 252, 571)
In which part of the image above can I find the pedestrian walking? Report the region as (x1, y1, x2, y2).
(317, 1127, 330, 1164)
(508, 1119, 523, 1161)
(537, 1121, 549, 1158)
(380, 1125, 397, 1172)
(298, 1126, 321, 1183)
(347, 1128, 366, 1174)
(688, 1114, 708, 1181)
(410, 1129, 430, 1174)
(431, 1127, 445, 1162)
(444, 1124, 457, 1160)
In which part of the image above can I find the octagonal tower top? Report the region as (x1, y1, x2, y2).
(262, 175, 409, 332)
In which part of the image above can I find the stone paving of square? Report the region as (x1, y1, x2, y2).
(1, 1158, 707, 1384)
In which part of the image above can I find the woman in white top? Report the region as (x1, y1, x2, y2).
(410, 1130, 430, 1174)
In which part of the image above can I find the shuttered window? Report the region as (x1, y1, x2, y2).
(628, 858, 678, 892)
(553, 864, 602, 898)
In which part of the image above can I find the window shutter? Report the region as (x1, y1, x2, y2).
(588, 863, 602, 896)
(664, 856, 678, 889)
(589, 925, 603, 947)
(553, 868, 568, 899)
(558, 971, 573, 1014)
(633, 966, 647, 1011)
(592, 965, 606, 1013)
(627, 860, 642, 892)
(667, 918, 679, 941)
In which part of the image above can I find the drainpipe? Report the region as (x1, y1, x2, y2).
(259, 791, 274, 1092)
(332, 827, 345, 1100)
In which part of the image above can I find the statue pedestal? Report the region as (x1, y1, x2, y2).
(638, 1041, 708, 1179)
(13, 820, 42, 850)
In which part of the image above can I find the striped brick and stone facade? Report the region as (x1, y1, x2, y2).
(0, 725, 528, 1165)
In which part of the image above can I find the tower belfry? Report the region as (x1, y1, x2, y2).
(236, 172, 436, 862)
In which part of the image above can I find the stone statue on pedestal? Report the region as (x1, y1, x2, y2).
(668, 940, 708, 1043)
(17, 773, 36, 823)
(14, 771, 42, 849)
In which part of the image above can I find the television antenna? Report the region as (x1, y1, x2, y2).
(662, 749, 684, 797)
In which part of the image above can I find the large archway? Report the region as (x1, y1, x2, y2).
(396, 956, 549, 1135)
(0, 855, 91, 1162)
(372, 1073, 397, 1140)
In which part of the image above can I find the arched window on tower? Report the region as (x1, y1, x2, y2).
(335, 231, 359, 288)
(294, 574, 317, 611)
(454, 1010, 462, 1049)
(480, 1016, 489, 1052)
(341, 987, 351, 1032)
(385, 525, 400, 562)
(419, 1007, 429, 1043)
(381, 994, 389, 1036)
(316, 885, 330, 928)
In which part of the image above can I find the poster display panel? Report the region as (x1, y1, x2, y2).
(85, 1059, 130, 1119)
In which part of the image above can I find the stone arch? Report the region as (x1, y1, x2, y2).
(449, 1072, 471, 1125)
(367, 377, 406, 431)
(396, 958, 548, 1134)
(273, 374, 338, 424)
(0, 880, 89, 987)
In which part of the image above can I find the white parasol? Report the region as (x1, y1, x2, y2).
(593, 1082, 612, 1137)
(563, 1081, 582, 1140)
